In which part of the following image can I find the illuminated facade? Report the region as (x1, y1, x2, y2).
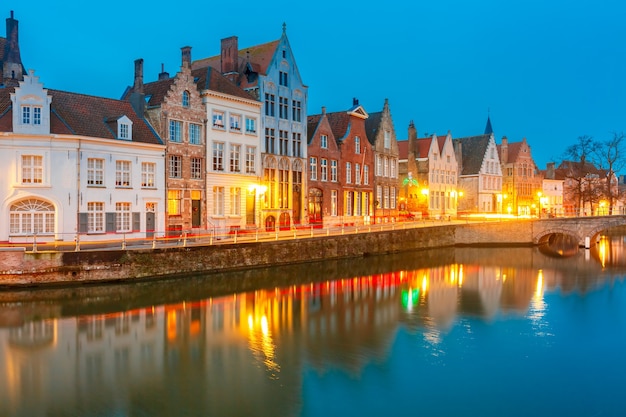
(498, 136, 542, 216)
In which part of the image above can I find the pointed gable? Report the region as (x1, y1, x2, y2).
(453, 134, 492, 175)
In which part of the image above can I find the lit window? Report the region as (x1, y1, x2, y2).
(213, 186, 225, 216)
(230, 187, 241, 215)
(115, 203, 131, 232)
(115, 161, 131, 187)
(9, 199, 55, 235)
(87, 202, 104, 233)
(310, 157, 317, 180)
(141, 162, 156, 187)
(22, 155, 43, 184)
(88, 158, 104, 186)
(230, 144, 241, 172)
(246, 146, 256, 174)
(213, 142, 224, 171)
(168, 190, 182, 215)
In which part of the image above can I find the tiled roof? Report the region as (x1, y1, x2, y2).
(325, 111, 351, 141)
(307, 114, 323, 143)
(452, 134, 491, 175)
(192, 67, 257, 101)
(397, 138, 432, 159)
(497, 141, 524, 164)
(556, 160, 606, 179)
(142, 78, 175, 107)
(0, 86, 161, 144)
(0, 37, 6, 62)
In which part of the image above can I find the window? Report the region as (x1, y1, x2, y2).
(168, 190, 182, 215)
(213, 186, 224, 216)
(279, 71, 288, 86)
(212, 111, 224, 128)
(346, 162, 352, 184)
(292, 133, 302, 157)
(279, 97, 289, 119)
(22, 106, 41, 125)
(279, 159, 289, 209)
(355, 136, 361, 154)
(245, 117, 256, 134)
(87, 158, 104, 186)
(355, 192, 362, 216)
(212, 142, 224, 171)
(189, 123, 201, 145)
(292, 100, 301, 122)
(331, 160, 337, 182)
(364, 165, 369, 185)
(230, 114, 241, 131)
(265, 128, 275, 154)
(119, 123, 129, 140)
(321, 159, 328, 181)
(167, 155, 181, 178)
(355, 163, 361, 185)
(321, 134, 328, 149)
(230, 187, 241, 216)
(22, 155, 43, 184)
(9, 199, 55, 235)
(264, 94, 275, 117)
(310, 157, 317, 180)
(182, 91, 190, 107)
(87, 202, 104, 233)
(230, 144, 241, 172)
(115, 202, 131, 232)
(191, 158, 203, 179)
(141, 162, 156, 187)
(331, 190, 338, 216)
(246, 146, 256, 174)
(390, 159, 396, 178)
(391, 188, 396, 209)
(115, 160, 131, 187)
(384, 131, 391, 149)
(384, 187, 390, 209)
(377, 186, 382, 208)
(279, 130, 289, 156)
(169, 120, 182, 142)
(346, 192, 354, 216)
(384, 157, 389, 177)
(376, 155, 382, 176)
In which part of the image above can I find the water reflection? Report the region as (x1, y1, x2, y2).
(1, 238, 626, 416)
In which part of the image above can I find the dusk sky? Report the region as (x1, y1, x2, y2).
(8, 0, 625, 168)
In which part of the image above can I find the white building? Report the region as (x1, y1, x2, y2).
(0, 71, 165, 244)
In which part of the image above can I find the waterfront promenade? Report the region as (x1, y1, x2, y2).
(2, 215, 625, 287)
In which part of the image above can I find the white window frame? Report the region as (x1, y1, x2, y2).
(87, 202, 105, 233)
(115, 160, 131, 187)
(141, 162, 156, 188)
(88, 158, 104, 186)
(21, 155, 43, 185)
(115, 202, 131, 232)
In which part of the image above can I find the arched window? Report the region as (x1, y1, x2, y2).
(182, 91, 190, 108)
(9, 199, 55, 235)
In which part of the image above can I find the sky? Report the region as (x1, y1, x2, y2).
(6, 0, 625, 168)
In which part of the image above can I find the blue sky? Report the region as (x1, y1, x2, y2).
(8, 0, 625, 168)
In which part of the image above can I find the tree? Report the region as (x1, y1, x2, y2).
(561, 135, 596, 215)
(595, 132, 626, 214)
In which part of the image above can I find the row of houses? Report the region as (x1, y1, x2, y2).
(0, 12, 617, 244)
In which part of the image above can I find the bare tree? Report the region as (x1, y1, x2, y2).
(595, 132, 626, 214)
(561, 135, 596, 215)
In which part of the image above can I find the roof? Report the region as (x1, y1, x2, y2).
(397, 137, 433, 160)
(364, 111, 382, 145)
(192, 66, 257, 101)
(555, 160, 607, 180)
(497, 141, 523, 164)
(484, 115, 493, 135)
(452, 134, 491, 175)
(307, 114, 323, 143)
(0, 86, 161, 145)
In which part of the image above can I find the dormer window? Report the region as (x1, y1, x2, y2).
(116, 116, 133, 140)
(182, 91, 190, 108)
(22, 106, 42, 125)
(11, 70, 52, 135)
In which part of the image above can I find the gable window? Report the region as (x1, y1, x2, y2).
(141, 162, 156, 187)
(264, 94, 275, 117)
(10, 199, 55, 235)
(384, 131, 391, 149)
(115, 161, 131, 187)
(292, 100, 301, 122)
(279, 97, 289, 119)
(182, 91, 190, 108)
(279, 71, 289, 87)
(321, 135, 328, 149)
(355, 136, 361, 154)
(22, 106, 42, 125)
(212, 111, 225, 128)
(169, 120, 182, 142)
(119, 123, 129, 140)
(189, 123, 201, 145)
(88, 158, 104, 186)
(245, 117, 257, 134)
(22, 155, 43, 184)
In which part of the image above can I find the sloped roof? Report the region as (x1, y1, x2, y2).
(497, 141, 524, 164)
(555, 160, 606, 180)
(364, 111, 382, 145)
(141, 77, 175, 107)
(452, 134, 491, 175)
(397, 138, 432, 160)
(307, 114, 323, 143)
(192, 66, 257, 100)
(325, 111, 351, 141)
(0, 86, 161, 144)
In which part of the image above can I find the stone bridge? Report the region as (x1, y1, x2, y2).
(532, 215, 626, 247)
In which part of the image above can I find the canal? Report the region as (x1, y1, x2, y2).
(1, 230, 625, 416)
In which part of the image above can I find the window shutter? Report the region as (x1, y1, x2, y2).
(78, 213, 88, 233)
(106, 212, 116, 233)
(133, 212, 140, 232)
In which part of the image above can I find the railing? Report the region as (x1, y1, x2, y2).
(0, 217, 464, 253)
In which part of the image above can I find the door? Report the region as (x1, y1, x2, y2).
(145, 203, 156, 238)
(191, 199, 201, 228)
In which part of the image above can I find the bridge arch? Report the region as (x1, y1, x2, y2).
(533, 216, 626, 247)
(534, 228, 582, 246)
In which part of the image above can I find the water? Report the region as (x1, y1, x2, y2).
(1, 232, 626, 417)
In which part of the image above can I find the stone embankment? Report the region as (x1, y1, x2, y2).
(0, 220, 539, 287)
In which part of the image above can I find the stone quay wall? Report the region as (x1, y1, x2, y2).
(0, 221, 535, 287)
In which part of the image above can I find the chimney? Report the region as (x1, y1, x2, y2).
(3, 11, 23, 81)
(221, 36, 239, 82)
(546, 162, 555, 179)
(158, 63, 169, 80)
(322, 106, 326, 115)
(500, 136, 508, 164)
(353, 97, 359, 106)
(133, 59, 144, 93)
(181, 46, 191, 68)
(129, 58, 145, 117)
